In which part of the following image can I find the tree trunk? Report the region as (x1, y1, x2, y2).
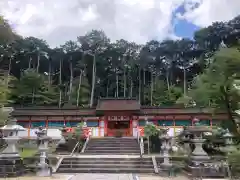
(138, 66, 141, 103)
(166, 70, 170, 91)
(90, 55, 96, 107)
(48, 60, 51, 88)
(183, 67, 187, 96)
(68, 56, 73, 103)
(36, 53, 40, 73)
(143, 69, 146, 85)
(221, 85, 238, 134)
(123, 67, 126, 97)
(28, 57, 32, 69)
(59, 58, 62, 108)
(106, 79, 109, 97)
(32, 54, 40, 104)
(150, 73, 154, 106)
(116, 71, 119, 98)
(6, 57, 12, 87)
(76, 70, 83, 107)
(31, 89, 35, 104)
(130, 79, 133, 98)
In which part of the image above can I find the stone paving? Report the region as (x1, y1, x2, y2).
(138, 174, 188, 180)
(0, 174, 229, 180)
(0, 174, 72, 180)
(69, 173, 133, 180)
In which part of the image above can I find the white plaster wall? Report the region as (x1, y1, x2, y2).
(18, 128, 62, 139)
(91, 127, 99, 137)
(167, 128, 175, 137)
(174, 127, 183, 136)
(99, 120, 105, 137)
(100, 128, 104, 137)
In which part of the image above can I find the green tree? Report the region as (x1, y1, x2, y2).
(12, 69, 58, 106)
(0, 76, 12, 126)
(0, 16, 19, 44)
(145, 79, 183, 106)
(190, 47, 240, 134)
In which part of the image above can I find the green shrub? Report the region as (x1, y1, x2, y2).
(228, 150, 240, 176)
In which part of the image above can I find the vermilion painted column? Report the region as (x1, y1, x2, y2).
(173, 115, 176, 136)
(104, 116, 108, 137)
(130, 116, 132, 136)
(28, 116, 31, 138)
(63, 116, 66, 126)
(46, 116, 48, 129)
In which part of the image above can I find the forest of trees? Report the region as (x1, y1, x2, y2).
(0, 15, 240, 132)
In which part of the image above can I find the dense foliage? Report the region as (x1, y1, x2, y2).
(1, 15, 240, 131)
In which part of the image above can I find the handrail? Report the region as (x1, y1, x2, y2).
(71, 142, 79, 156)
(152, 156, 159, 174)
(53, 156, 64, 173)
(136, 126, 144, 158)
(137, 127, 140, 144)
(140, 137, 144, 157)
(81, 128, 92, 153)
(81, 136, 90, 153)
(70, 128, 92, 155)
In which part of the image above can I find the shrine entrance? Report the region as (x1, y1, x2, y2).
(96, 98, 141, 137)
(106, 116, 132, 137)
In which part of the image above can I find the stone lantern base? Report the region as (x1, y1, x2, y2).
(185, 158, 228, 178)
(36, 162, 52, 177)
(0, 154, 25, 177)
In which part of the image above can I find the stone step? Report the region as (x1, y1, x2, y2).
(83, 152, 140, 155)
(86, 144, 139, 148)
(88, 141, 139, 145)
(90, 138, 138, 141)
(85, 147, 139, 150)
(57, 167, 154, 174)
(62, 159, 152, 164)
(84, 149, 140, 153)
(89, 141, 138, 144)
(89, 140, 138, 143)
(59, 164, 153, 168)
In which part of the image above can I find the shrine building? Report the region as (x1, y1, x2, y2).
(12, 98, 228, 138)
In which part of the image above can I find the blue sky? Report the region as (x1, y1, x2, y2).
(1, 0, 240, 47)
(173, 4, 200, 39)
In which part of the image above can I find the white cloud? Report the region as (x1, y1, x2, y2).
(178, 0, 240, 27)
(0, 0, 183, 47)
(0, 0, 240, 47)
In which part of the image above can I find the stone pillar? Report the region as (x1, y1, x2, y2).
(159, 129, 173, 170)
(36, 127, 52, 177)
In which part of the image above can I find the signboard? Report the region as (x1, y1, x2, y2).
(107, 116, 130, 121)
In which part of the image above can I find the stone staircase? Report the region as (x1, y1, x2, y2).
(84, 137, 140, 155)
(56, 137, 155, 174)
(57, 157, 154, 173)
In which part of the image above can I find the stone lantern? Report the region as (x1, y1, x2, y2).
(144, 116, 149, 124)
(220, 129, 236, 153)
(182, 118, 227, 178)
(179, 127, 192, 154)
(36, 127, 52, 177)
(0, 107, 26, 177)
(159, 128, 173, 171)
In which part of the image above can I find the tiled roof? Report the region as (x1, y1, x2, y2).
(12, 108, 95, 116)
(96, 98, 141, 111)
